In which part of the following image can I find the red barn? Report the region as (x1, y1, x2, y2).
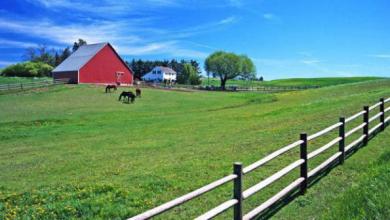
(52, 43, 133, 85)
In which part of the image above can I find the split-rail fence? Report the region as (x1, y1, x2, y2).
(0, 79, 65, 93)
(129, 97, 390, 220)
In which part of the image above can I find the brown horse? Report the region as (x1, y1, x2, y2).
(105, 85, 117, 93)
(135, 88, 141, 97)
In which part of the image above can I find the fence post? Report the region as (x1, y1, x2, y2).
(300, 133, 308, 195)
(20, 83, 23, 90)
(363, 106, 369, 145)
(339, 117, 346, 164)
(233, 162, 243, 220)
(380, 98, 385, 131)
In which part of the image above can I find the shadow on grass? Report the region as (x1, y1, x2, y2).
(253, 122, 389, 220)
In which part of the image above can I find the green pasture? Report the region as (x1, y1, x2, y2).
(0, 78, 390, 219)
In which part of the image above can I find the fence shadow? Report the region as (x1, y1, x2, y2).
(253, 124, 389, 220)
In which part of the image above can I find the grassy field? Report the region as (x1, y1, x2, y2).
(201, 76, 384, 88)
(1, 79, 390, 219)
(0, 76, 51, 84)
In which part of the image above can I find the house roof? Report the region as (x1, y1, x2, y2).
(157, 66, 176, 74)
(52, 43, 107, 72)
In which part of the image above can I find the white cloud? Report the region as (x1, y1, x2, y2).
(0, 17, 210, 59)
(262, 13, 281, 22)
(300, 59, 321, 65)
(0, 39, 38, 48)
(219, 16, 238, 25)
(369, 54, 390, 59)
(0, 18, 130, 45)
(28, 0, 181, 15)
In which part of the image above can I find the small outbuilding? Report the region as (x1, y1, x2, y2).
(142, 66, 177, 82)
(52, 42, 133, 85)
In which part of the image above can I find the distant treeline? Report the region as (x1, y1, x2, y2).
(126, 59, 201, 82)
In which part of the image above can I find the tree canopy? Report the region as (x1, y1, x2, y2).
(205, 51, 256, 89)
(1, 62, 53, 77)
(178, 63, 201, 85)
(72, 39, 87, 52)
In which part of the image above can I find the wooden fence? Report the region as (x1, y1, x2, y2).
(128, 97, 390, 220)
(141, 82, 319, 93)
(0, 79, 65, 93)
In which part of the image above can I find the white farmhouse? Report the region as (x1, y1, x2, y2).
(142, 66, 177, 82)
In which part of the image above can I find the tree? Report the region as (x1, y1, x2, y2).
(1, 62, 53, 77)
(177, 63, 201, 85)
(54, 52, 61, 66)
(186, 64, 201, 85)
(205, 51, 256, 90)
(72, 39, 87, 52)
(60, 47, 71, 62)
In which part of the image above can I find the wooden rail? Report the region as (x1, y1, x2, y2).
(0, 79, 65, 93)
(128, 97, 390, 220)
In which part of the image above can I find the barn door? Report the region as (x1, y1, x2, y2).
(116, 71, 124, 85)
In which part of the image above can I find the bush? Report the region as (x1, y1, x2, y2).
(1, 62, 53, 77)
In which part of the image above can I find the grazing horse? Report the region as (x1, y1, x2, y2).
(105, 85, 117, 93)
(135, 88, 141, 97)
(119, 91, 136, 103)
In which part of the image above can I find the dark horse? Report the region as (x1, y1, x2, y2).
(119, 91, 136, 103)
(105, 85, 117, 93)
(135, 88, 141, 97)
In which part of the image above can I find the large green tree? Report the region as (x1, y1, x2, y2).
(205, 51, 256, 90)
(1, 62, 53, 77)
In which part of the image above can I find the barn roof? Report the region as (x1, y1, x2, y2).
(52, 43, 107, 72)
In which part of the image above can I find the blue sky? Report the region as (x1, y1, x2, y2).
(0, 0, 389, 79)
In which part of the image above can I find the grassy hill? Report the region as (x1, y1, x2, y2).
(201, 77, 384, 88)
(0, 79, 390, 219)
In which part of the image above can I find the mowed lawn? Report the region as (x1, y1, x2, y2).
(1, 79, 390, 219)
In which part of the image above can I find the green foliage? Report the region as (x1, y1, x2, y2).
(205, 51, 256, 89)
(177, 63, 201, 85)
(0, 79, 389, 219)
(1, 62, 53, 77)
(127, 59, 200, 80)
(73, 39, 87, 52)
(274, 128, 390, 220)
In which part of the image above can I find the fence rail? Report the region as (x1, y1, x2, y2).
(141, 82, 319, 93)
(0, 79, 65, 93)
(128, 97, 390, 220)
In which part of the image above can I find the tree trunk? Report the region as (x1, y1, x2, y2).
(220, 77, 227, 90)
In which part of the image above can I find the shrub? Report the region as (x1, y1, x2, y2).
(1, 62, 53, 77)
